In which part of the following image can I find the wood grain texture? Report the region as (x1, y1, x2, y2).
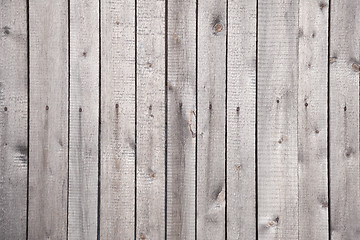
(298, 0, 329, 239)
(68, 0, 99, 239)
(136, 0, 166, 239)
(257, 0, 299, 239)
(197, 0, 226, 238)
(329, 1, 360, 239)
(100, 0, 135, 238)
(28, 0, 69, 239)
(0, 0, 27, 238)
(167, 0, 196, 239)
(226, 0, 256, 239)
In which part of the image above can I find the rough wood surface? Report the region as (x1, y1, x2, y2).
(298, 0, 329, 239)
(167, 0, 196, 239)
(257, 0, 299, 239)
(0, 0, 28, 239)
(329, 1, 360, 239)
(136, 0, 166, 239)
(227, 0, 257, 239)
(100, 0, 136, 238)
(28, 0, 69, 239)
(68, 0, 99, 239)
(197, 0, 226, 238)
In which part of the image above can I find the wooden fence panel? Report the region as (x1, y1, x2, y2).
(330, 1, 360, 239)
(298, 0, 329, 239)
(136, 0, 166, 239)
(167, 0, 197, 239)
(0, 0, 28, 238)
(100, 0, 136, 239)
(28, 0, 69, 238)
(197, 0, 227, 239)
(257, 0, 299, 239)
(68, 0, 99, 239)
(227, 0, 257, 238)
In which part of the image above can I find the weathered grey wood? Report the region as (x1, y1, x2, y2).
(330, 1, 360, 239)
(197, 0, 226, 238)
(227, 0, 256, 239)
(298, 0, 329, 239)
(167, 0, 196, 239)
(136, 0, 166, 239)
(28, 0, 69, 239)
(100, 0, 135, 238)
(257, 0, 299, 239)
(68, 0, 99, 239)
(0, 0, 27, 238)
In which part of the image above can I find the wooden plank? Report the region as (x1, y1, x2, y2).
(167, 0, 196, 238)
(136, 0, 166, 238)
(298, 0, 329, 239)
(226, 0, 256, 238)
(100, 0, 135, 238)
(28, 0, 68, 239)
(257, 0, 299, 239)
(0, 0, 28, 239)
(68, 0, 99, 239)
(197, 0, 226, 238)
(329, 1, 360, 239)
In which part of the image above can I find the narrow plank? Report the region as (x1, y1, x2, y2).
(0, 0, 28, 238)
(298, 0, 329, 239)
(68, 0, 99, 239)
(197, 0, 226, 238)
(226, 0, 256, 238)
(136, 0, 166, 238)
(257, 0, 299, 239)
(329, 1, 360, 239)
(28, 0, 69, 239)
(100, 0, 135, 238)
(167, 0, 196, 238)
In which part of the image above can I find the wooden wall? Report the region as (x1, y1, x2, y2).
(0, 0, 359, 239)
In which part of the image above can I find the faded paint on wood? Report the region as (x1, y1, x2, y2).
(100, 0, 136, 238)
(197, 0, 226, 238)
(0, 0, 28, 239)
(167, 0, 197, 239)
(330, 1, 360, 239)
(136, 0, 166, 239)
(298, 0, 329, 239)
(28, 0, 69, 239)
(257, 0, 299, 239)
(227, 0, 257, 239)
(68, 0, 99, 239)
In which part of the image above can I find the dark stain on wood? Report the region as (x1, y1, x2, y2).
(16, 144, 28, 165)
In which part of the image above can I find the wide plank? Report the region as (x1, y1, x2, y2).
(298, 0, 329, 239)
(28, 0, 69, 238)
(197, 0, 226, 238)
(0, 0, 28, 238)
(167, 0, 197, 239)
(329, 1, 360, 239)
(227, 0, 256, 238)
(257, 0, 299, 239)
(100, 0, 136, 238)
(68, 0, 99, 239)
(136, 0, 166, 238)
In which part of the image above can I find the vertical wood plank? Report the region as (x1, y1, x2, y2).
(227, 0, 256, 238)
(136, 0, 166, 238)
(330, 1, 360, 239)
(257, 0, 299, 239)
(68, 0, 99, 239)
(28, 0, 69, 239)
(100, 0, 135, 238)
(0, 0, 27, 238)
(298, 0, 329, 239)
(197, 0, 226, 238)
(167, 0, 196, 238)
